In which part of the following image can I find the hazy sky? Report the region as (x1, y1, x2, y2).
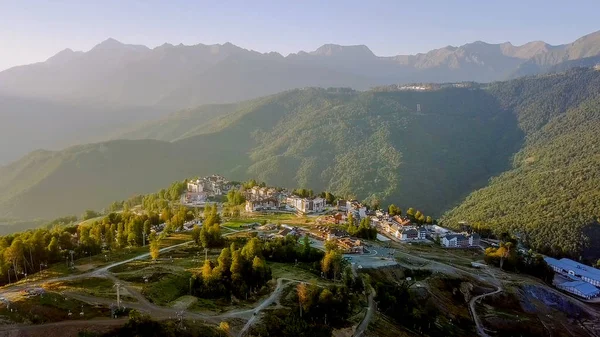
(1, 0, 599, 71)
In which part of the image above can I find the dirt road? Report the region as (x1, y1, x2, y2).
(353, 286, 376, 337)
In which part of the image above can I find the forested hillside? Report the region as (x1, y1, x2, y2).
(4, 68, 600, 259)
(444, 68, 600, 260)
(0, 87, 522, 221)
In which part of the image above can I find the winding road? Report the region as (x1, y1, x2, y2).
(468, 285, 502, 337)
(353, 286, 376, 337)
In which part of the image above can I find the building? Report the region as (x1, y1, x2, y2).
(287, 196, 326, 214)
(187, 175, 230, 196)
(470, 233, 481, 246)
(442, 234, 480, 248)
(337, 237, 364, 254)
(182, 192, 208, 204)
(245, 197, 280, 212)
(544, 257, 600, 288)
(418, 228, 427, 240)
(187, 179, 205, 193)
(399, 228, 418, 241)
(555, 281, 600, 299)
(346, 200, 367, 218)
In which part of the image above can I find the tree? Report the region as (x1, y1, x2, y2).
(388, 204, 401, 216)
(241, 237, 262, 261)
(252, 256, 268, 286)
(347, 213, 354, 226)
(47, 237, 60, 260)
(321, 250, 343, 279)
(149, 233, 160, 261)
(297, 282, 309, 317)
(302, 234, 311, 259)
(217, 247, 232, 276)
(425, 216, 433, 224)
(219, 321, 230, 336)
(369, 198, 380, 210)
(201, 259, 213, 283)
(324, 240, 338, 252)
(143, 220, 151, 237)
(82, 209, 101, 220)
(191, 225, 202, 245)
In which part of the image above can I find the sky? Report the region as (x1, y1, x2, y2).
(1, 0, 599, 71)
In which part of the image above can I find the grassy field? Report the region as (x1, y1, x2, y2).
(269, 262, 330, 285)
(0, 291, 111, 324)
(43, 277, 137, 302)
(225, 213, 317, 226)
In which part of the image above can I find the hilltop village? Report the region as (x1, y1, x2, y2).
(0, 174, 599, 337)
(178, 175, 598, 303)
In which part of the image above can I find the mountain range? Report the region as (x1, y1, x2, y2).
(2, 31, 600, 164)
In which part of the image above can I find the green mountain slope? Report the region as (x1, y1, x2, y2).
(443, 68, 600, 259)
(5, 68, 600, 259)
(117, 103, 239, 141)
(0, 87, 522, 221)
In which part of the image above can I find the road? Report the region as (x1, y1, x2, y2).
(238, 278, 285, 337)
(469, 284, 502, 337)
(353, 285, 376, 337)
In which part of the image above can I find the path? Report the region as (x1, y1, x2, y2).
(237, 278, 286, 337)
(353, 285, 376, 337)
(468, 285, 502, 337)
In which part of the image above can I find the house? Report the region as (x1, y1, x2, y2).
(337, 200, 348, 211)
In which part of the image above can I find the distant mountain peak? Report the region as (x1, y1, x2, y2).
(45, 48, 83, 64)
(90, 38, 149, 52)
(95, 37, 124, 48)
(311, 44, 375, 58)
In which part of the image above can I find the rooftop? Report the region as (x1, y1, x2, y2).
(545, 257, 600, 282)
(559, 280, 600, 297)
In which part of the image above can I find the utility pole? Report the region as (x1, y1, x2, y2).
(69, 250, 75, 268)
(114, 282, 122, 308)
(142, 231, 146, 247)
(204, 248, 208, 261)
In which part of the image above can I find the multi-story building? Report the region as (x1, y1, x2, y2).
(442, 233, 480, 248)
(287, 196, 326, 214)
(245, 197, 280, 212)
